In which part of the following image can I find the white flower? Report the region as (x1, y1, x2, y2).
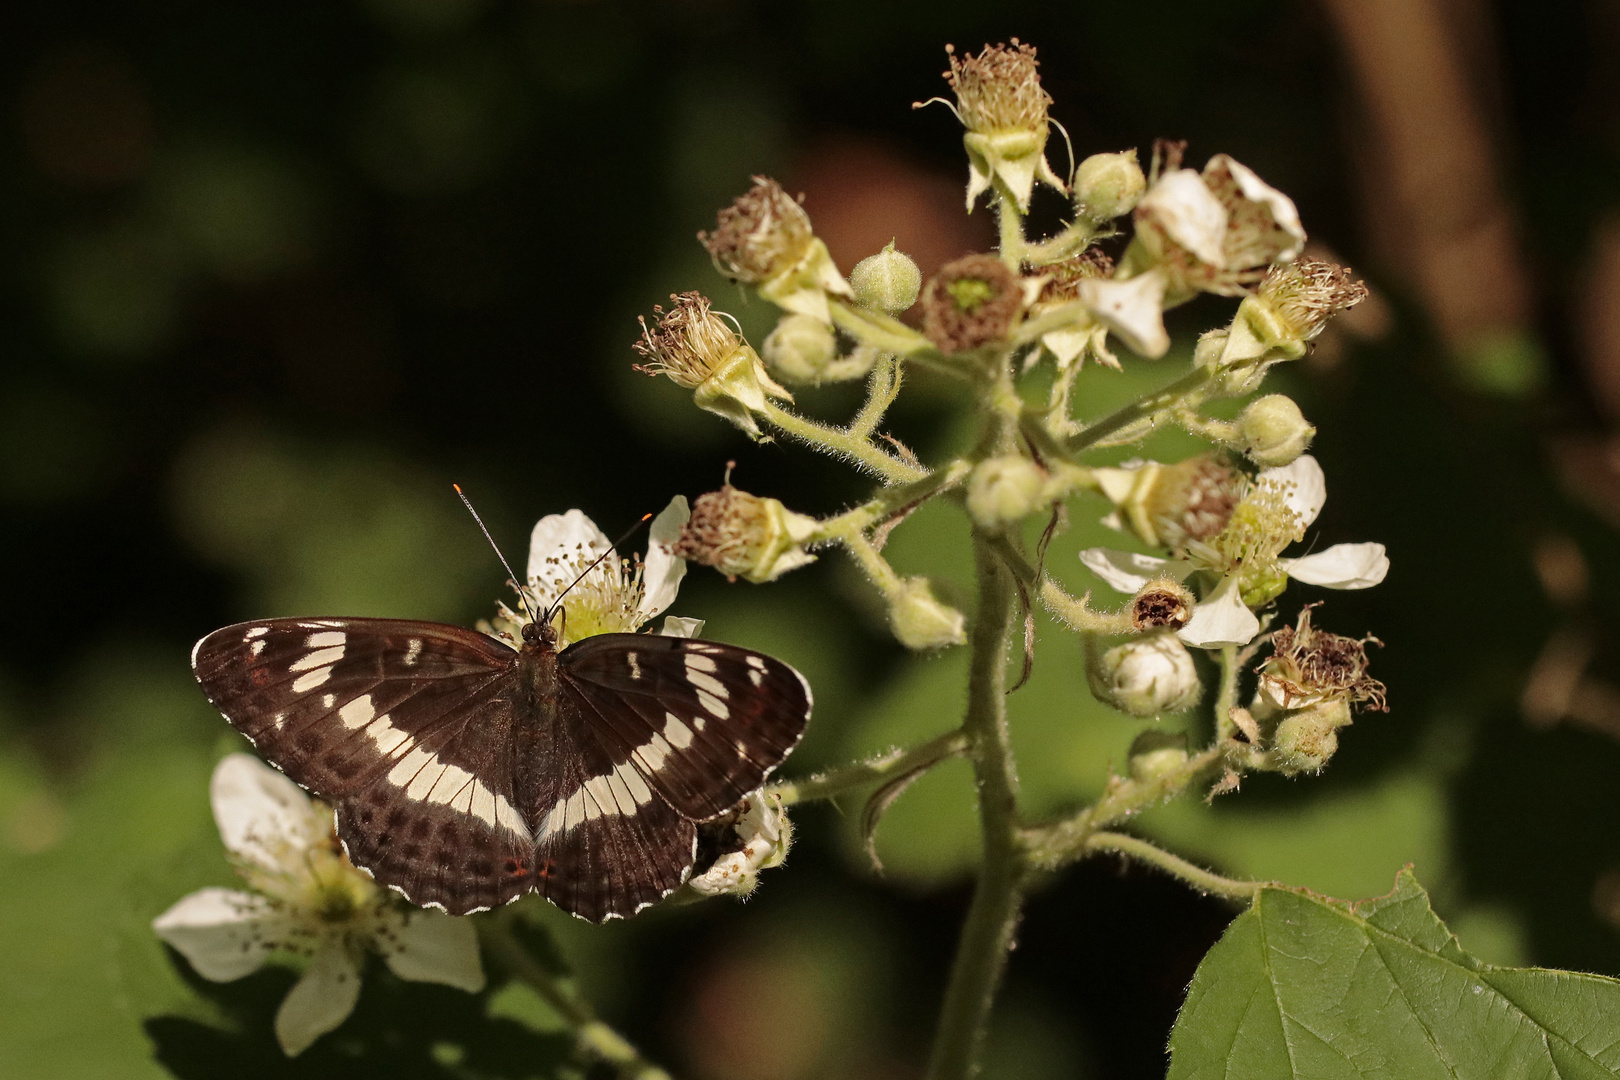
(499, 497, 697, 648)
(1077, 270, 1170, 359)
(686, 791, 791, 898)
(152, 755, 485, 1056)
(1079, 456, 1388, 648)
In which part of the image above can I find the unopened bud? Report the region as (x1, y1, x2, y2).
(1237, 395, 1315, 467)
(1265, 698, 1352, 775)
(921, 253, 1022, 354)
(1087, 632, 1202, 717)
(1130, 579, 1194, 631)
(888, 577, 966, 650)
(966, 456, 1047, 530)
(851, 242, 922, 315)
(674, 485, 818, 583)
(1127, 729, 1190, 783)
(1074, 150, 1146, 221)
(763, 314, 839, 384)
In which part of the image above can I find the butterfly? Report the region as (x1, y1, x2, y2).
(191, 607, 811, 923)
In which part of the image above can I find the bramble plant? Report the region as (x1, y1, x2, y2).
(154, 38, 1620, 1080)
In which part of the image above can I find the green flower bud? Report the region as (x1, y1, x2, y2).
(851, 242, 922, 315)
(888, 577, 966, 650)
(1236, 394, 1315, 467)
(1127, 729, 1190, 783)
(966, 456, 1047, 530)
(762, 313, 839, 384)
(1074, 150, 1146, 221)
(1086, 632, 1202, 717)
(1266, 698, 1352, 775)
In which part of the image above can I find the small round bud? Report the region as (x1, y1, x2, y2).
(888, 577, 966, 650)
(762, 314, 838, 384)
(1130, 579, 1194, 631)
(1074, 150, 1146, 221)
(1236, 395, 1315, 467)
(966, 456, 1047, 530)
(851, 242, 922, 315)
(1127, 729, 1190, 783)
(1267, 699, 1352, 775)
(1087, 633, 1202, 717)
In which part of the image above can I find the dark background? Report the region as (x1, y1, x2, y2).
(4, 1, 1620, 1077)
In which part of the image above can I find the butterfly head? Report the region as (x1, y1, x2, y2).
(521, 615, 560, 653)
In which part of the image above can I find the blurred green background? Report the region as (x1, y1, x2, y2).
(5, 0, 1620, 1077)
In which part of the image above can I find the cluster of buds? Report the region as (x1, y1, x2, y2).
(674, 483, 819, 583)
(1250, 607, 1387, 775)
(935, 39, 1066, 212)
(633, 292, 792, 440)
(699, 176, 852, 323)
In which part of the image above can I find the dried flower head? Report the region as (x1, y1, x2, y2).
(675, 484, 818, 584)
(932, 40, 1066, 210)
(633, 292, 792, 439)
(1132, 153, 1306, 301)
(1258, 606, 1387, 712)
(698, 177, 851, 323)
(921, 253, 1023, 353)
(946, 39, 1051, 135)
(1256, 257, 1369, 343)
(1036, 249, 1116, 304)
(699, 177, 815, 285)
(1131, 578, 1194, 631)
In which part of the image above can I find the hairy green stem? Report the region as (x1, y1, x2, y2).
(759, 400, 926, 483)
(840, 529, 905, 592)
(849, 354, 901, 440)
(926, 534, 1025, 1080)
(996, 189, 1025, 269)
(1065, 364, 1215, 452)
(482, 916, 671, 1080)
(770, 727, 970, 806)
(1214, 645, 1239, 743)
(812, 460, 972, 542)
(1083, 831, 1263, 901)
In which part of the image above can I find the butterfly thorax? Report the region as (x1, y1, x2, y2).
(512, 619, 563, 833)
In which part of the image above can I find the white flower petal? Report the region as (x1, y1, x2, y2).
(660, 615, 705, 638)
(638, 495, 690, 622)
(1177, 577, 1261, 648)
(1138, 169, 1228, 266)
(211, 754, 325, 872)
(1079, 548, 1173, 593)
(1261, 454, 1326, 528)
(1078, 271, 1170, 359)
(1281, 542, 1389, 589)
(381, 911, 485, 992)
(526, 510, 612, 608)
(152, 887, 294, 982)
(275, 944, 362, 1056)
(1209, 155, 1306, 262)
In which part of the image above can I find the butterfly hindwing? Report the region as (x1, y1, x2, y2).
(193, 619, 535, 914)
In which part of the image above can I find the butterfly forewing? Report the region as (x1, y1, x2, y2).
(193, 619, 537, 914)
(192, 618, 813, 922)
(561, 633, 812, 820)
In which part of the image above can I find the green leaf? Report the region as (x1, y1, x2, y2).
(1168, 867, 1620, 1079)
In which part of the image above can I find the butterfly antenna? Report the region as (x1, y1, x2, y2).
(548, 512, 655, 618)
(453, 484, 535, 624)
